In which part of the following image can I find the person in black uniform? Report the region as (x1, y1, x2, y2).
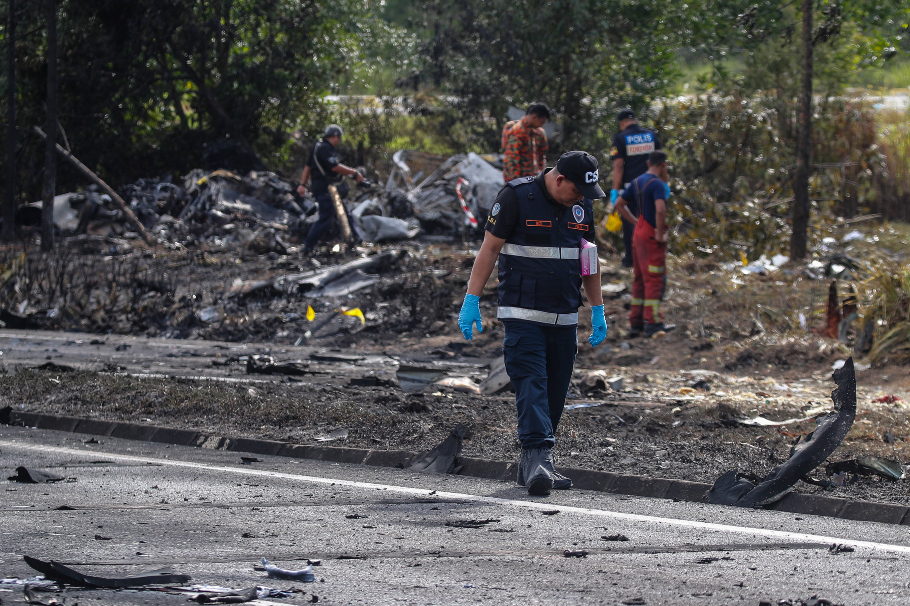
(457, 151, 608, 496)
(297, 125, 364, 252)
(609, 110, 662, 267)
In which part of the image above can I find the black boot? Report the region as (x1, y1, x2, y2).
(517, 448, 554, 496)
(517, 448, 572, 490)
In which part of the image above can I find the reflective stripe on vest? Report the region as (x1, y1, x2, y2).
(501, 243, 580, 260)
(497, 306, 578, 325)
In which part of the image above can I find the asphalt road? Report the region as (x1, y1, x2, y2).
(0, 329, 411, 385)
(0, 329, 497, 398)
(2, 425, 909, 605)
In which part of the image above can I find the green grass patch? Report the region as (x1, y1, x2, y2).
(851, 58, 910, 91)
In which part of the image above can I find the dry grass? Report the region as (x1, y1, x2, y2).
(858, 264, 910, 364)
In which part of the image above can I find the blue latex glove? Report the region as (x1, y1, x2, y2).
(458, 294, 483, 340)
(610, 189, 619, 206)
(589, 304, 607, 348)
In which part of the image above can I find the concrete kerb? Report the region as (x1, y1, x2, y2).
(3, 410, 910, 527)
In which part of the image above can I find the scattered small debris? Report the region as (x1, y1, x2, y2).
(408, 425, 471, 474)
(35, 362, 76, 373)
(732, 412, 823, 427)
(23, 586, 64, 606)
(445, 519, 500, 529)
(396, 365, 446, 393)
(8, 468, 65, 484)
(171, 584, 293, 603)
(582, 371, 624, 392)
(309, 351, 365, 363)
(872, 395, 902, 404)
(434, 376, 481, 394)
(479, 357, 514, 396)
(260, 558, 316, 582)
(602, 534, 630, 542)
(692, 379, 711, 392)
(191, 586, 259, 603)
(246, 355, 310, 376)
(347, 376, 396, 388)
(826, 457, 904, 481)
(774, 596, 842, 606)
(314, 429, 349, 442)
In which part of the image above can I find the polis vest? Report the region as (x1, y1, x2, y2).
(496, 176, 593, 326)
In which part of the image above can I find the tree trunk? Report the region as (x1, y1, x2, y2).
(41, 0, 58, 251)
(790, 0, 813, 260)
(3, 0, 16, 242)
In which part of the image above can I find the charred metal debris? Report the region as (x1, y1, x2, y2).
(707, 358, 858, 507)
(24, 151, 504, 250)
(17, 555, 316, 604)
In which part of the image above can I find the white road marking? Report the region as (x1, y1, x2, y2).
(3, 440, 910, 555)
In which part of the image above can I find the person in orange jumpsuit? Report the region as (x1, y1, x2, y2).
(613, 150, 675, 338)
(501, 103, 550, 182)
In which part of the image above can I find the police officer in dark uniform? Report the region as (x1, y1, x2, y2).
(609, 110, 662, 267)
(297, 125, 364, 252)
(457, 151, 608, 496)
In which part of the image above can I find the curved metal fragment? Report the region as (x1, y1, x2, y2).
(708, 358, 857, 507)
(23, 555, 191, 587)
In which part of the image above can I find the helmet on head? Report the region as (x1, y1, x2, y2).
(323, 124, 343, 139)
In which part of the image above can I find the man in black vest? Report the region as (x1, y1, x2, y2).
(610, 110, 662, 267)
(297, 124, 364, 252)
(457, 151, 608, 496)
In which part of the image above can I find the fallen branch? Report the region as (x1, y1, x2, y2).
(842, 214, 881, 225)
(32, 126, 156, 246)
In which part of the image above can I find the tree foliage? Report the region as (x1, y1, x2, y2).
(1, 0, 908, 240)
(2, 0, 375, 198)
(407, 0, 679, 159)
(689, 0, 909, 258)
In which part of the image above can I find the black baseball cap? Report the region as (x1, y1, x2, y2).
(323, 124, 343, 138)
(617, 109, 635, 121)
(556, 151, 605, 199)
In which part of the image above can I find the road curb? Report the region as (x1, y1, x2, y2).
(4, 408, 909, 527)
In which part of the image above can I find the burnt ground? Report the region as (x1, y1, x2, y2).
(1, 236, 909, 507)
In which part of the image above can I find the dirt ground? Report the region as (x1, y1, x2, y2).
(1, 234, 909, 506)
